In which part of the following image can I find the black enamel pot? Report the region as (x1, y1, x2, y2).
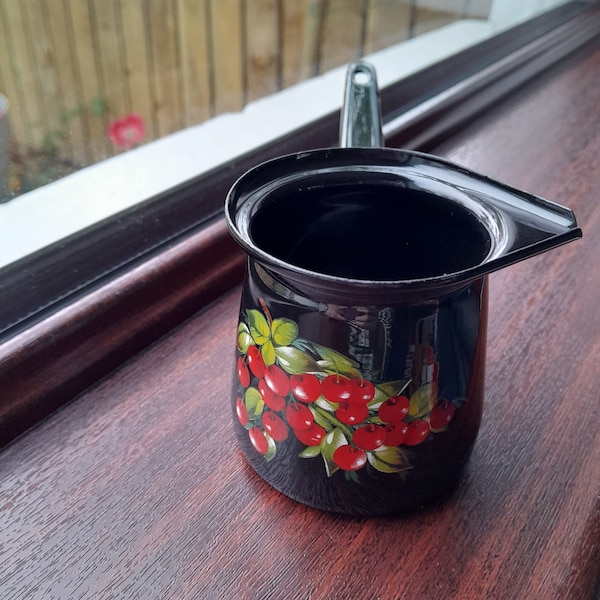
(225, 62, 581, 516)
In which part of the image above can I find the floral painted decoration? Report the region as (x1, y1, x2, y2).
(235, 300, 459, 481)
(108, 113, 146, 149)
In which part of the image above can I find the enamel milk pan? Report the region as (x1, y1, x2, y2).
(225, 62, 581, 516)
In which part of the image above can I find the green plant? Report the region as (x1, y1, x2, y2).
(7, 97, 108, 197)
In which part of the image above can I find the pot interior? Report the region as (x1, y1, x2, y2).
(249, 171, 493, 281)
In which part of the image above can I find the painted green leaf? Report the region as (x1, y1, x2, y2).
(309, 406, 334, 431)
(317, 361, 361, 378)
(320, 428, 348, 477)
(368, 446, 411, 474)
(274, 346, 318, 374)
(367, 415, 385, 425)
(261, 340, 276, 367)
(291, 339, 325, 363)
(237, 323, 253, 353)
(246, 309, 270, 345)
(293, 339, 318, 353)
(313, 344, 358, 374)
(264, 432, 277, 462)
(271, 318, 298, 346)
(299, 446, 321, 458)
(408, 383, 434, 419)
(369, 379, 411, 408)
(312, 406, 354, 439)
(315, 397, 338, 412)
(244, 387, 264, 420)
(375, 380, 411, 399)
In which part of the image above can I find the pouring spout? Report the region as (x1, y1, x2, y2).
(340, 61, 384, 149)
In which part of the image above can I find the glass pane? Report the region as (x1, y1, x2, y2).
(0, 0, 570, 202)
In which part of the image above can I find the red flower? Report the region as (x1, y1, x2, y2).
(108, 113, 146, 149)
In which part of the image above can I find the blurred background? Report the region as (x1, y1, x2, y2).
(0, 0, 495, 198)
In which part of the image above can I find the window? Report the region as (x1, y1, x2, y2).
(0, 0, 597, 448)
(0, 0, 594, 340)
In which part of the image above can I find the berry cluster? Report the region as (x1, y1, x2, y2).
(235, 304, 457, 478)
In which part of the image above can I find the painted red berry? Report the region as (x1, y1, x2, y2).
(237, 356, 250, 388)
(248, 426, 268, 455)
(352, 424, 386, 451)
(264, 364, 290, 397)
(378, 395, 410, 423)
(262, 411, 288, 441)
(247, 345, 266, 378)
(349, 379, 376, 404)
(333, 445, 368, 471)
(285, 403, 314, 431)
(235, 397, 249, 427)
(290, 374, 321, 403)
(321, 374, 353, 403)
(404, 419, 430, 446)
(294, 423, 326, 446)
(335, 402, 368, 425)
(258, 378, 286, 412)
(429, 402, 456, 432)
(383, 422, 408, 446)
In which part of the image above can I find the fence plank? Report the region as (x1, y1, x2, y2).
(22, 0, 66, 157)
(67, 0, 110, 162)
(176, 0, 212, 127)
(91, 0, 129, 153)
(280, 0, 310, 88)
(245, 0, 280, 102)
(118, 0, 156, 140)
(46, 0, 89, 164)
(1, 2, 46, 148)
(318, 0, 367, 74)
(413, 0, 463, 37)
(0, 3, 28, 147)
(147, 0, 183, 138)
(299, 0, 326, 79)
(364, 0, 411, 55)
(209, 0, 244, 113)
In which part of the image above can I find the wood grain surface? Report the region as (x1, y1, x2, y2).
(1, 40, 599, 600)
(0, 219, 245, 449)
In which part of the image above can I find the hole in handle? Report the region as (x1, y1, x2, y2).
(353, 70, 371, 86)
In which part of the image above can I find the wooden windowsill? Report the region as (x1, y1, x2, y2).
(0, 220, 245, 447)
(1, 38, 599, 600)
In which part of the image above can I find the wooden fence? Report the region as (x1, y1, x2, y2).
(0, 0, 491, 170)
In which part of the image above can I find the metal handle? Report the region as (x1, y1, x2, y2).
(339, 61, 384, 149)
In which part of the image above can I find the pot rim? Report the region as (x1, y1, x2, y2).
(225, 146, 580, 299)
